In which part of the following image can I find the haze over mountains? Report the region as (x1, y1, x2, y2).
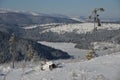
(0, 9, 119, 24)
(0, 9, 78, 63)
(0, 9, 80, 26)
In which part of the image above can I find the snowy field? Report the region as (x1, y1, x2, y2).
(38, 41, 89, 59)
(0, 52, 120, 80)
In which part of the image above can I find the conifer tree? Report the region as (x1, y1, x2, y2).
(26, 44, 35, 61)
(9, 33, 16, 68)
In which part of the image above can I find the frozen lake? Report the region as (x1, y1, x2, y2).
(38, 41, 89, 59)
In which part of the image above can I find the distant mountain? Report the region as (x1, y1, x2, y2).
(70, 16, 87, 22)
(48, 13, 70, 19)
(0, 31, 71, 63)
(0, 9, 80, 27)
(101, 18, 120, 23)
(71, 16, 120, 23)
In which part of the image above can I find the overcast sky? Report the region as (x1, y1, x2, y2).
(0, 0, 120, 18)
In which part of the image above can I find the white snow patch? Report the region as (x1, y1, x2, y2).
(22, 25, 38, 29)
(22, 23, 63, 30)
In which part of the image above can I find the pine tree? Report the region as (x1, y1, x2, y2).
(26, 44, 35, 61)
(9, 33, 16, 68)
(86, 49, 96, 60)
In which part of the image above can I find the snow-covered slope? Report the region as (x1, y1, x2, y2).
(38, 41, 88, 59)
(22, 23, 63, 29)
(92, 42, 120, 51)
(39, 23, 120, 34)
(0, 52, 120, 80)
(39, 41, 120, 59)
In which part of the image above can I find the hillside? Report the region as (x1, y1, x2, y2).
(0, 31, 71, 63)
(0, 51, 120, 80)
(20, 23, 120, 49)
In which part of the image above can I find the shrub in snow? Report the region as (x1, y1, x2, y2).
(72, 72, 78, 77)
(91, 74, 109, 80)
(72, 72, 79, 80)
(86, 49, 97, 60)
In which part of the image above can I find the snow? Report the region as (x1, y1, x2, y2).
(41, 61, 53, 71)
(38, 41, 88, 59)
(39, 23, 63, 27)
(38, 41, 120, 59)
(92, 42, 120, 51)
(22, 23, 63, 29)
(90, 42, 120, 57)
(0, 52, 120, 80)
(0, 41, 120, 80)
(22, 23, 120, 33)
(40, 23, 120, 34)
(22, 25, 39, 29)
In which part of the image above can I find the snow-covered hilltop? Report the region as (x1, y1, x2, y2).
(36, 23, 120, 34)
(22, 23, 120, 34)
(22, 23, 64, 29)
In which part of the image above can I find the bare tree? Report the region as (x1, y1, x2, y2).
(88, 8, 105, 30)
(88, 8, 105, 53)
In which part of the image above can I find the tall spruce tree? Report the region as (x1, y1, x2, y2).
(9, 33, 16, 68)
(26, 44, 35, 61)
